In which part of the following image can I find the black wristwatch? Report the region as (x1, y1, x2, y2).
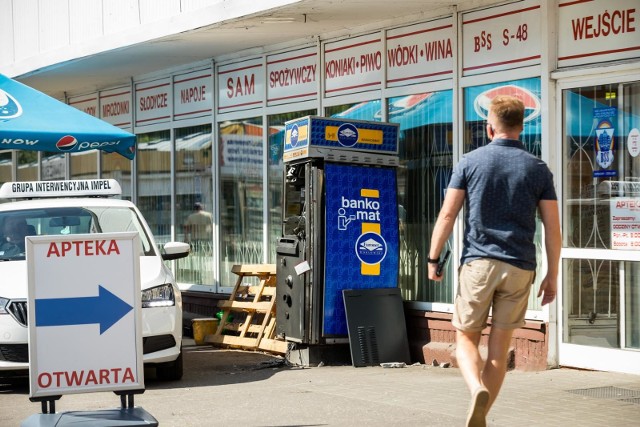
(427, 256, 440, 264)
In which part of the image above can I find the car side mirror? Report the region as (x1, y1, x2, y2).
(162, 241, 190, 261)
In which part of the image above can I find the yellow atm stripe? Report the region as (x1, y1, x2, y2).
(297, 124, 308, 141)
(362, 223, 380, 233)
(360, 189, 379, 198)
(286, 125, 308, 144)
(361, 222, 381, 276)
(358, 128, 383, 145)
(324, 126, 383, 145)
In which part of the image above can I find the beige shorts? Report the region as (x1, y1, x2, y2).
(452, 258, 535, 332)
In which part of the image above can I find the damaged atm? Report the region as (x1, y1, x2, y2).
(276, 116, 400, 364)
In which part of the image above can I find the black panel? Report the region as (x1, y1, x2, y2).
(276, 235, 306, 341)
(343, 288, 410, 367)
(0, 344, 29, 363)
(142, 334, 177, 354)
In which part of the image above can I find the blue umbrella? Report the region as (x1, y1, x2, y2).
(0, 74, 135, 159)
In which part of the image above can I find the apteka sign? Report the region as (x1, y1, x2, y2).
(27, 232, 143, 398)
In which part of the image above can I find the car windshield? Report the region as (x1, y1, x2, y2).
(0, 206, 155, 260)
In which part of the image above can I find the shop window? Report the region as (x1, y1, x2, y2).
(219, 118, 264, 287)
(389, 92, 453, 303)
(41, 152, 66, 181)
(562, 81, 640, 349)
(267, 109, 316, 263)
(70, 151, 98, 180)
(464, 77, 545, 311)
(101, 151, 133, 200)
(174, 125, 213, 285)
(326, 100, 381, 121)
(0, 151, 12, 184)
(136, 130, 171, 243)
(17, 150, 38, 181)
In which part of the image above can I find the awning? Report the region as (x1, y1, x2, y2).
(0, 74, 136, 159)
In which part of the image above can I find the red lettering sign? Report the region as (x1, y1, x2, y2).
(37, 367, 135, 388)
(46, 240, 121, 257)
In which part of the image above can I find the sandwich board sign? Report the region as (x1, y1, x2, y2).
(27, 232, 143, 398)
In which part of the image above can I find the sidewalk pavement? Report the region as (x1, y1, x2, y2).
(2, 339, 640, 426)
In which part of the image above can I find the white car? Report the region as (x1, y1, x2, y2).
(0, 179, 190, 381)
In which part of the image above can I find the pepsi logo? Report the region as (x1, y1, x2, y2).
(0, 89, 23, 121)
(56, 135, 78, 151)
(474, 85, 541, 123)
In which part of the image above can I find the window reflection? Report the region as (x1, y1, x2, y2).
(41, 152, 66, 181)
(327, 100, 381, 121)
(390, 92, 453, 303)
(102, 151, 133, 200)
(174, 125, 213, 285)
(136, 130, 171, 241)
(17, 150, 38, 181)
(70, 151, 98, 180)
(219, 118, 264, 287)
(0, 151, 12, 185)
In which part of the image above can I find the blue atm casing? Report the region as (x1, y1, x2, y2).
(324, 163, 399, 336)
(277, 116, 399, 343)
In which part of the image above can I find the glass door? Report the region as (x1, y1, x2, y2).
(560, 79, 640, 373)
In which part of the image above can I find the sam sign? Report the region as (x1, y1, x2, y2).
(27, 232, 143, 398)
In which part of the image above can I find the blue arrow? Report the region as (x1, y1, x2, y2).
(35, 285, 133, 334)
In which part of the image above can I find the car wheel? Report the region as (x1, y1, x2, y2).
(156, 350, 183, 381)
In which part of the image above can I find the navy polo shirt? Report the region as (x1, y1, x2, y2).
(448, 138, 557, 270)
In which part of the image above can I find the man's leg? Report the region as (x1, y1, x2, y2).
(456, 329, 483, 392)
(457, 329, 490, 427)
(482, 326, 514, 411)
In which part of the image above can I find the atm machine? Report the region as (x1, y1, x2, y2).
(275, 116, 400, 364)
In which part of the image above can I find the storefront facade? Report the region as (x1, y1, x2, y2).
(1, 0, 639, 373)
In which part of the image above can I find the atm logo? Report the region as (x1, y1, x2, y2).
(0, 89, 23, 121)
(337, 123, 359, 147)
(290, 124, 300, 147)
(355, 232, 387, 265)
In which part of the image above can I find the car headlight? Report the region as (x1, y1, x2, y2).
(0, 297, 8, 314)
(141, 284, 175, 308)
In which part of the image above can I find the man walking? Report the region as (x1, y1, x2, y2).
(427, 95, 561, 427)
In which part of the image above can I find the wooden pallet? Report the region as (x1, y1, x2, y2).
(204, 264, 288, 354)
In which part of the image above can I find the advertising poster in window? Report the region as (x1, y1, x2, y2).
(464, 77, 541, 156)
(323, 163, 398, 336)
(594, 107, 617, 178)
(611, 197, 640, 249)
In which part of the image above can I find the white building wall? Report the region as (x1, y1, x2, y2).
(0, 0, 15, 65)
(0, 0, 300, 77)
(139, 0, 181, 24)
(69, 0, 103, 44)
(40, 0, 70, 52)
(12, 0, 39, 63)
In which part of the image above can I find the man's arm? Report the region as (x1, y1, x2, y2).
(428, 188, 465, 281)
(537, 199, 561, 305)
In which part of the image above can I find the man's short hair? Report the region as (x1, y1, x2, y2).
(194, 202, 203, 210)
(490, 95, 525, 130)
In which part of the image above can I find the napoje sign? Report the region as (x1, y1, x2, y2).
(27, 232, 143, 398)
